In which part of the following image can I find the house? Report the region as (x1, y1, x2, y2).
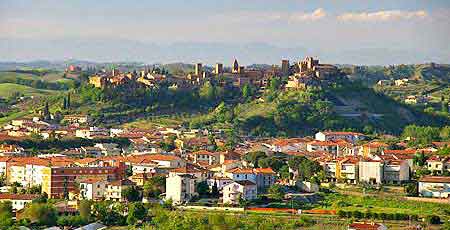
(307, 140, 338, 155)
(105, 179, 135, 201)
(315, 131, 365, 144)
(190, 150, 220, 165)
(394, 78, 409, 86)
(126, 154, 186, 169)
(75, 127, 109, 139)
(79, 177, 107, 201)
(426, 156, 450, 174)
(222, 180, 257, 205)
(0, 193, 39, 210)
(383, 160, 410, 184)
(358, 160, 383, 184)
(404, 95, 427, 104)
(322, 157, 359, 183)
(0, 144, 25, 156)
(165, 174, 197, 204)
(74, 222, 107, 230)
(264, 138, 311, 153)
(62, 115, 91, 124)
(226, 168, 276, 190)
(94, 143, 122, 156)
(206, 176, 233, 192)
(348, 222, 387, 230)
(359, 142, 388, 158)
(418, 176, 450, 198)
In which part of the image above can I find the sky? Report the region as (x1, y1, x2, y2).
(1, 0, 449, 65)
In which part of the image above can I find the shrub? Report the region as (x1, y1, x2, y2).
(352, 211, 363, 219)
(426, 215, 441, 225)
(337, 210, 347, 218)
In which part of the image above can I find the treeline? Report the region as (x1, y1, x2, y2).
(0, 76, 78, 90)
(401, 125, 450, 147)
(1, 137, 130, 150)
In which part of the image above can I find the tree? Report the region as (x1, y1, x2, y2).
(43, 101, 51, 121)
(143, 176, 166, 198)
(243, 151, 266, 167)
(211, 181, 219, 197)
(267, 184, 285, 200)
(413, 152, 429, 166)
(242, 84, 253, 100)
(404, 183, 418, 197)
(0, 202, 13, 229)
(19, 203, 57, 226)
(127, 202, 147, 225)
(196, 181, 209, 197)
(123, 186, 142, 202)
(79, 200, 92, 221)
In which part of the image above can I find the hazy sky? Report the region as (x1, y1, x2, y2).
(1, 0, 449, 64)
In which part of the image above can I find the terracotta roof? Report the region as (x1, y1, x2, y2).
(0, 193, 39, 200)
(308, 140, 338, 146)
(348, 222, 383, 230)
(383, 149, 417, 155)
(432, 141, 450, 148)
(419, 176, 450, 183)
(228, 167, 276, 175)
(75, 157, 100, 165)
(191, 150, 218, 155)
(254, 168, 276, 174)
(363, 142, 388, 148)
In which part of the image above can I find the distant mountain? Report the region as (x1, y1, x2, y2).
(3, 37, 448, 66)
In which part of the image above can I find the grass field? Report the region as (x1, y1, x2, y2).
(0, 83, 59, 97)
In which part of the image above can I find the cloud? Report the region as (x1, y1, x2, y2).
(337, 10, 427, 22)
(218, 8, 327, 24)
(290, 8, 327, 22)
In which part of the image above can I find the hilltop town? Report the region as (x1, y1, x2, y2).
(2, 0, 450, 228)
(0, 56, 448, 229)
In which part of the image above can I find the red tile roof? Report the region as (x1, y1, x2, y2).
(0, 193, 39, 200)
(419, 176, 450, 183)
(348, 222, 383, 230)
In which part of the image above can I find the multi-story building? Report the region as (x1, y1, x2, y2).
(315, 131, 365, 144)
(165, 174, 197, 204)
(105, 179, 135, 202)
(426, 156, 450, 174)
(222, 180, 257, 205)
(79, 177, 107, 200)
(358, 160, 383, 184)
(191, 150, 220, 165)
(42, 165, 125, 198)
(226, 168, 276, 191)
(383, 160, 410, 184)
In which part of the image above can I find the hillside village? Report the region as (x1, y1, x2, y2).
(0, 108, 449, 226)
(0, 57, 448, 229)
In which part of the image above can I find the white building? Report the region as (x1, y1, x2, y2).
(105, 179, 135, 202)
(419, 176, 450, 198)
(358, 160, 383, 184)
(79, 178, 107, 200)
(165, 174, 197, 204)
(0, 194, 39, 210)
(222, 180, 257, 205)
(315, 131, 365, 144)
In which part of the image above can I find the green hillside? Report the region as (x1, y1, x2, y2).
(0, 83, 59, 97)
